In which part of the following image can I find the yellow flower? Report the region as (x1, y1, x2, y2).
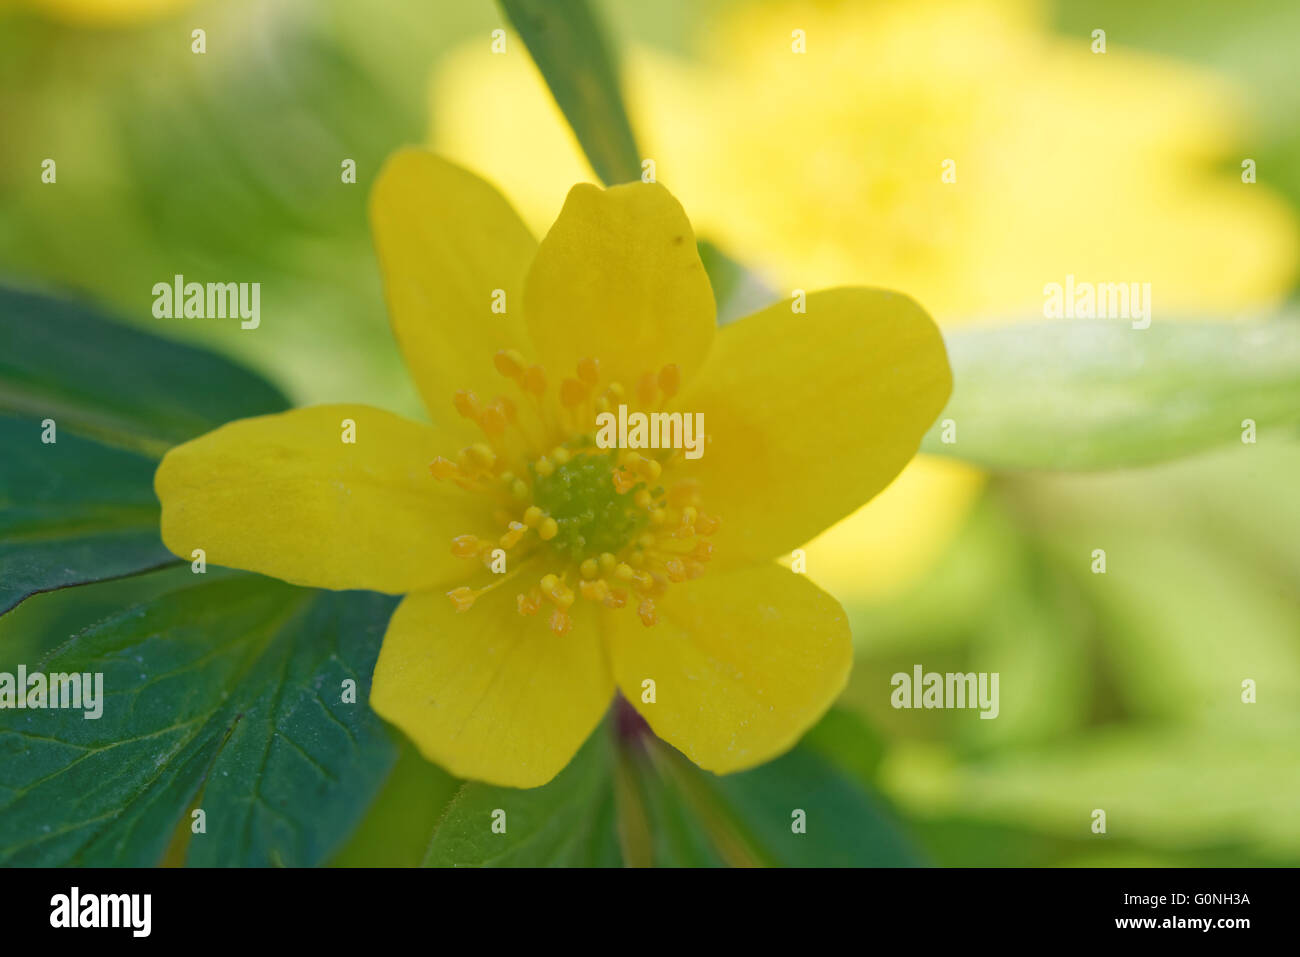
(430, 0, 1298, 601)
(154, 150, 951, 787)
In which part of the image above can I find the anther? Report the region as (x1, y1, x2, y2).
(451, 535, 482, 558)
(524, 365, 547, 395)
(638, 598, 658, 627)
(494, 349, 526, 380)
(447, 586, 477, 613)
(429, 457, 458, 480)
(637, 372, 658, 407)
(517, 589, 542, 616)
(478, 403, 507, 435)
(560, 378, 588, 407)
(453, 390, 481, 420)
(658, 364, 681, 399)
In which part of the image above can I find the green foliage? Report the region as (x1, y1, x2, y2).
(0, 569, 399, 867)
(424, 726, 622, 867)
(498, 0, 643, 185)
(922, 319, 1300, 469)
(423, 717, 920, 868)
(0, 287, 288, 612)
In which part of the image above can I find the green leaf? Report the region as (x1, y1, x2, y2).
(423, 724, 622, 866)
(330, 741, 461, 867)
(800, 706, 889, 785)
(653, 741, 924, 867)
(0, 568, 399, 867)
(615, 744, 726, 866)
(0, 419, 175, 614)
(498, 0, 643, 185)
(0, 286, 289, 613)
(0, 286, 288, 457)
(421, 710, 921, 867)
(697, 238, 777, 327)
(887, 725, 1300, 865)
(923, 318, 1300, 469)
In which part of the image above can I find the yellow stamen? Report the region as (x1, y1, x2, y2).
(637, 371, 658, 407)
(638, 598, 658, 627)
(658, 364, 680, 399)
(447, 586, 477, 613)
(559, 378, 588, 407)
(524, 365, 547, 396)
(493, 349, 526, 380)
(451, 535, 482, 558)
(577, 357, 600, 385)
(429, 456, 458, 480)
(499, 521, 527, 549)
(435, 353, 717, 630)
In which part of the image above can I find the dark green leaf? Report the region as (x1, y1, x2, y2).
(800, 706, 889, 785)
(652, 740, 923, 867)
(923, 318, 1300, 469)
(498, 0, 642, 185)
(0, 286, 288, 457)
(330, 741, 461, 867)
(0, 569, 399, 866)
(0, 419, 174, 614)
(616, 744, 725, 867)
(423, 723, 622, 866)
(0, 287, 289, 612)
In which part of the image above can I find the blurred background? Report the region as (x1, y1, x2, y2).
(2, 0, 1298, 865)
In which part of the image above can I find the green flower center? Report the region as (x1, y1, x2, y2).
(531, 450, 647, 561)
(434, 351, 718, 636)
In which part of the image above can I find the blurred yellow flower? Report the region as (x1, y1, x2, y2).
(154, 150, 951, 786)
(430, 0, 1298, 602)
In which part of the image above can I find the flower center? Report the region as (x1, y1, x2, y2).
(531, 450, 647, 562)
(430, 352, 718, 635)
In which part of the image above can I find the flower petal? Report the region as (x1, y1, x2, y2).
(155, 404, 485, 593)
(371, 588, 613, 788)
(608, 563, 851, 773)
(370, 148, 538, 429)
(523, 181, 715, 391)
(675, 287, 950, 569)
